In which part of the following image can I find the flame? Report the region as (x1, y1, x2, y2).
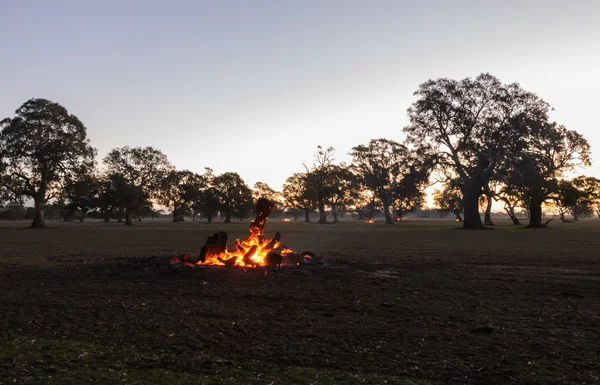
(394, 217, 401, 222)
(365, 219, 375, 224)
(200, 221, 291, 268)
(455, 218, 460, 222)
(282, 218, 291, 222)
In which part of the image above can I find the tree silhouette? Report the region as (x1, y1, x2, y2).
(305, 146, 336, 224)
(506, 123, 591, 227)
(433, 182, 463, 222)
(572, 176, 600, 219)
(103, 146, 173, 225)
(63, 170, 100, 222)
(404, 74, 549, 229)
(159, 170, 205, 222)
(282, 172, 316, 222)
(212, 172, 253, 223)
(0, 99, 96, 227)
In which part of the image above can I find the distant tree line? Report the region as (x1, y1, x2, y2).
(1, 74, 598, 228)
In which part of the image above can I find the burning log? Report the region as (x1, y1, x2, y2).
(261, 231, 281, 254)
(242, 245, 259, 267)
(199, 231, 228, 263)
(217, 255, 237, 268)
(177, 198, 299, 268)
(264, 251, 283, 267)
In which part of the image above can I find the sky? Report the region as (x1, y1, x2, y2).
(2, 0, 600, 194)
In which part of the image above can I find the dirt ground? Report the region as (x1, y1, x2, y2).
(1, 219, 599, 384)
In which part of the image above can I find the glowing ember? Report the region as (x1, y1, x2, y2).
(394, 217, 401, 222)
(365, 219, 375, 224)
(282, 218, 291, 222)
(455, 218, 461, 222)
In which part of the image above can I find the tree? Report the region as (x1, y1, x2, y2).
(404, 74, 549, 229)
(321, 164, 357, 223)
(103, 146, 173, 225)
(212, 172, 253, 223)
(305, 146, 336, 224)
(63, 170, 100, 222)
(253, 181, 283, 208)
(282, 172, 316, 222)
(391, 168, 429, 220)
(553, 180, 580, 221)
(433, 182, 464, 222)
(350, 139, 407, 224)
(159, 170, 205, 222)
(571, 176, 600, 219)
(505, 123, 591, 227)
(567, 176, 599, 220)
(0, 99, 96, 227)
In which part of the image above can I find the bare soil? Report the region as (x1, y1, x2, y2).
(1, 220, 599, 384)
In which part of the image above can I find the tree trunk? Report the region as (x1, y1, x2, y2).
(318, 201, 326, 224)
(117, 207, 124, 223)
(484, 193, 494, 226)
(504, 206, 521, 226)
(572, 208, 579, 221)
(462, 181, 484, 229)
(527, 196, 544, 228)
(293, 212, 298, 221)
(125, 207, 133, 225)
(559, 211, 566, 222)
(79, 211, 85, 223)
(304, 207, 310, 222)
(224, 208, 231, 223)
(332, 207, 339, 223)
(207, 214, 212, 223)
(31, 196, 46, 228)
(382, 200, 392, 224)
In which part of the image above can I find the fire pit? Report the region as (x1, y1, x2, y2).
(171, 198, 316, 268)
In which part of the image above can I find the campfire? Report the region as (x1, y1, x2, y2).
(171, 198, 314, 268)
(365, 219, 375, 224)
(282, 218, 291, 222)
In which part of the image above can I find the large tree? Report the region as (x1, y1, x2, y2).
(0, 99, 96, 227)
(103, 146, 172, 225)
(212, 172, 253, 223)
(282, 172, 316, 222)
(404, 73, 549, 229)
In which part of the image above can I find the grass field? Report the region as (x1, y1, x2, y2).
(1, 218, 599, 384)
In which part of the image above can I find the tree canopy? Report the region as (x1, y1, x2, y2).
(0, 98, 96, 227)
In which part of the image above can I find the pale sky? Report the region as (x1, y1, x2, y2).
(2, 0, 599, 193)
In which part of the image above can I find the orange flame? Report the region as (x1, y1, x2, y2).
(365, 219, 375, 224)
(282, 218, 291, 222)
(200, 223, 291, 268)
